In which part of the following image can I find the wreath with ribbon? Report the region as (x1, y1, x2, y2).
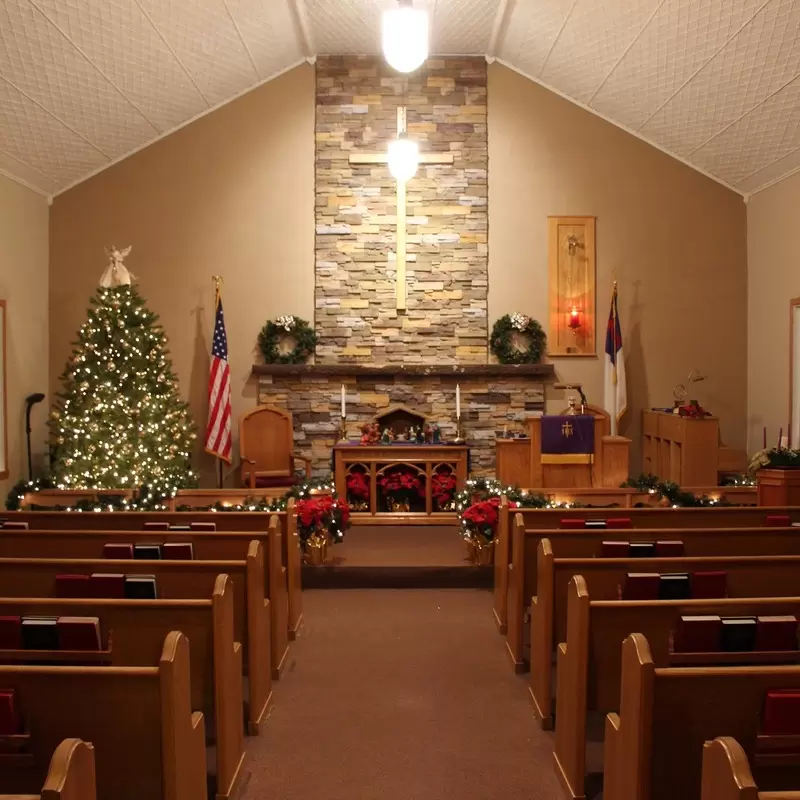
(258, 315, 317, 364)
(490, 313, 546, 365)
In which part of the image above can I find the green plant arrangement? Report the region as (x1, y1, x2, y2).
(258, 315, 317, 364)
(749, 447, 800, 472)
(621, 473, 737, 507)
(490, 313, 546, 365)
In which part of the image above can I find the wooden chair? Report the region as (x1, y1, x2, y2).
(239, 405, 311, 490)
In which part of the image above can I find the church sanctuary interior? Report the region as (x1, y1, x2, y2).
(4, 0, 800, 798)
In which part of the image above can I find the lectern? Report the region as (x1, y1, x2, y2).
(495, 405, 630, 488)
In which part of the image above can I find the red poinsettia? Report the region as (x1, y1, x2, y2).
(378, 467, 425, 499)
(346, 471, 370, 500)
(296, 494, 351, 543)
(432, 469, 457, 507)
(462, 497, 501, 539)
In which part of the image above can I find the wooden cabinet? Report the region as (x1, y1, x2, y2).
(642, 411, 720, 486)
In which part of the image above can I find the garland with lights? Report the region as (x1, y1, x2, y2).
(49, 282, 197, 497)
(7, 474, 350, 542)
(621, 474, 733, 507)
(490, 313, 546, 365)
(258, 315, 317, 365)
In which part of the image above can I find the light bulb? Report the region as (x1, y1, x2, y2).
(382, 1, 428, 73)
(388, 136, 419, 182)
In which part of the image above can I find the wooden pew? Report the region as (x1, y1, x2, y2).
(551, 578, 800, 799)
(0, 516, 290, 679)
(701, 736, 800, 800)
(525, 540, 800, 699)
(0, 738, 97, 800)
(602, 633, 800, 800)
(507, 520, 800, 673)
(0, 541, 273, 712)
(3, 504, 303, 642)
(494, 504, 800, 636)
(0, 575, 247, 799)
(0, 631, 207, 800)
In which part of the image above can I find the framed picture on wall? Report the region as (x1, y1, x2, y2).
(0, 301, 8, 478)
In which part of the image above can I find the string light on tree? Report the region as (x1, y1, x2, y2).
(49, 247, 197, 497)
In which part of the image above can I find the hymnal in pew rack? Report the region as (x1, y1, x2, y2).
(0, 630, 113, 666)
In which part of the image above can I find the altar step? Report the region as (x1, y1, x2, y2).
(302, 525, 492, 590)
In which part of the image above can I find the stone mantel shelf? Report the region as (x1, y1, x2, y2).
(252, 363, 556, 379)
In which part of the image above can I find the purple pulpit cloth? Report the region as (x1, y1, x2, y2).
(541, 415, 594, 454)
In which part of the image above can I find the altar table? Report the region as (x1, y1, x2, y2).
(333, 442, 469, 524)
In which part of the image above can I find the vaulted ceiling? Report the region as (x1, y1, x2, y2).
(0, 0, 797, 197)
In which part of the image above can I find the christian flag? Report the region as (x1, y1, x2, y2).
(604, 283, 627, 435)
(204, 285, 232, 464)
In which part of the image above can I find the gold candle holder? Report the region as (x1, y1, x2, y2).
(338, 415, 347, 442)
(453, 416, 464, 444)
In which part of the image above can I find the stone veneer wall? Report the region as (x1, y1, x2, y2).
(257, 375, 544, 477)
(315, 56, 488, 364)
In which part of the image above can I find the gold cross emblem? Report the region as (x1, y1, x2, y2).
(562, 421, 574, 438)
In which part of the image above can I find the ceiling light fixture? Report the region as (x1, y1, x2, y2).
(382, 0, 429, 74)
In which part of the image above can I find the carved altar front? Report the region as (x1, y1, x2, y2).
(333, 443, 469, 524)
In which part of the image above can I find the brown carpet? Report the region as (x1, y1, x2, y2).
(328, 525, 469, 567)
(243, 589, 563, 800)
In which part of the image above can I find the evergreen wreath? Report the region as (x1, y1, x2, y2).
(490, 313, 546, 365)
(258, 315, 317, 365)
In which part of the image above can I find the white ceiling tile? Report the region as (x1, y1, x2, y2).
(135, 0, 259, 106)
(739, 142, 800, 193)
(305, 0, 383, 54)
(0, 0, 156, 158)
(498, 0, 577, 77)
(641, 0, 800, 157)
(224, 0, 305, 79)
(691, 76, 800, 184)
(539, 0, 664, 104)
(432, 0, 500, 54)
(0, 78, 107, 187)
(0, 148, 56, 194)
(31, 0, 209, 133)
(591, 0, 766, 130)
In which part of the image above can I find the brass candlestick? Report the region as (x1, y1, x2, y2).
(453, 416, 464, 444)
(338, 415, 347, 442)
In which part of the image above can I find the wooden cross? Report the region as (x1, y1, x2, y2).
(349, 107, 454, 311)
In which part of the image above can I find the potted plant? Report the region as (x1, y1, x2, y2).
(461, 496, 501, 565)
(296, 494, 351, 564)
(750, 446, 800, 506)
(378, 466, 424, 512)
(345, 469, 370, 511)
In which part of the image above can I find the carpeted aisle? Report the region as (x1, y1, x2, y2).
(243, 589, 563, 800)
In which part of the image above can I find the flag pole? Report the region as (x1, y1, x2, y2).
(610, 281, 618, 436)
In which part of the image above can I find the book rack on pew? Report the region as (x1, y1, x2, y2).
(0, 645, 113, 665)
(0, 731, 33, 769)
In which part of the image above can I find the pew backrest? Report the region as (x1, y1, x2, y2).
(0, 631, 206, 800)
(606, 634, 800, 800)
(701, 737, 800, 800)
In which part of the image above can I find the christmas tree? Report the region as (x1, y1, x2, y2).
(50, 248, 197, 496)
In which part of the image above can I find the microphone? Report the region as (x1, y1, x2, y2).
(25, 393, 46, 482)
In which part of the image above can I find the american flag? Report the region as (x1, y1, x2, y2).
(204, 287, 232, 463)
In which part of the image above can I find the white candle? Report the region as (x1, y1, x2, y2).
(456, 384, 461, 419)
(341, 385, 346, 417)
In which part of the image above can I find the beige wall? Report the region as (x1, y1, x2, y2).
(489, 64, 748, 467)
(746, 170, 800, 454)
(50, 65, 315, 484)
(49, 60, 750, 484)
(0, 173, 49, 492)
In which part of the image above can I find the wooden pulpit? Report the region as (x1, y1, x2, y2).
(528, 405, 630, 488)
